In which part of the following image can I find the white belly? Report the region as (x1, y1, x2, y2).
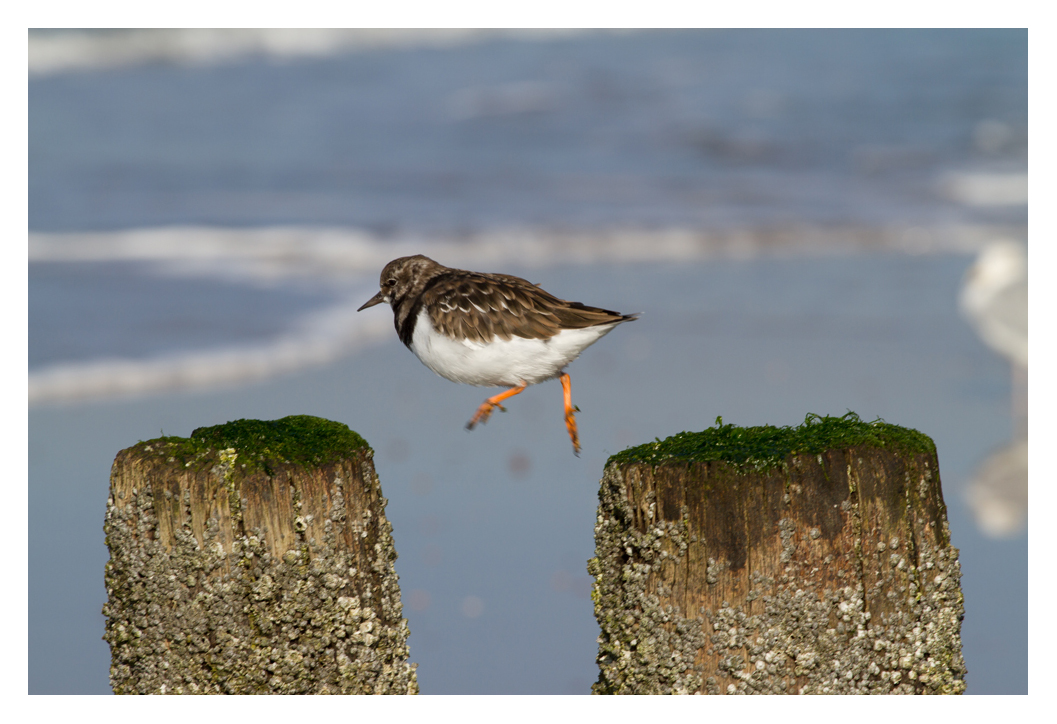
(409, 308, 618, 387)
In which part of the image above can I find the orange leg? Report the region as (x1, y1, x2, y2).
(561, 373, 581, 456)
(466, 382, 527, 430)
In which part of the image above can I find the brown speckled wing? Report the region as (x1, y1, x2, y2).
(423, 272, 629, 343)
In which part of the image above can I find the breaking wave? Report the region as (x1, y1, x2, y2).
(28, 29, 597, 76)
(29, 223, 1007, 404)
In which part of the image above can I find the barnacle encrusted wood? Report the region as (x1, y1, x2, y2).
(590, 414, 966, 695)
(102, 415, 418, 694)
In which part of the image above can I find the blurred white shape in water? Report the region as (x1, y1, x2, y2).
(965, 439, 1028, 538)
(959, 239, 1028, 537)
(28, 29, 591, 76)
(959, 240, 1028, 368)
(941, 172, 1029, 207)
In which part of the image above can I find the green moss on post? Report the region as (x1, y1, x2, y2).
(102, 415, 418, 694)
(590, 414, 966, 695)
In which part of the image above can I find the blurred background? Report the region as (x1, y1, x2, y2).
(28, 29, 1027, 694)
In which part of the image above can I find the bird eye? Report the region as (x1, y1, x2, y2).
(387, 278, 396, 287)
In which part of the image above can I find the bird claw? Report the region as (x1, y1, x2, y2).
(466, 409, 488, 430)
(565, 413, 581, 455)
(466, 385, 525, 432)
(467, 403, 499, 430)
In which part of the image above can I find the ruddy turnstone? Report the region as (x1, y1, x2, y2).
(357, 255, 638, 454)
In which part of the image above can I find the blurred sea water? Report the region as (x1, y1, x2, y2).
(28, 29, 1028, 694)
(30, 28, 1027, 232)
(29, 28, 1026, 393)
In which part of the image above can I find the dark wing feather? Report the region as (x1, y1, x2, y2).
(424, 271, 631, 343)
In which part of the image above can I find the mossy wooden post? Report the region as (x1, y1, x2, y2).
(102, 415, 418, 694)
(589, 414, 966, 695)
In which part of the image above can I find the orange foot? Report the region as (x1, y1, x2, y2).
(466, 383, 527, 430)
(561, 373, 581, 456)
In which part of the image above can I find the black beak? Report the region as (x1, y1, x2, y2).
(357, 290, 386, 312)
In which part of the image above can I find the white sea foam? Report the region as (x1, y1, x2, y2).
(28, 29, 595, 76)
(29, 223, 1014, 405)
(29, 223, 1007, 273)
(29, 290, 392, 405)
(940, 172, 1029, 207)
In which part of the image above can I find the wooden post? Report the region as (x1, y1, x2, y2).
(102, 415, 418, 694)
(589, 414, 966, 695)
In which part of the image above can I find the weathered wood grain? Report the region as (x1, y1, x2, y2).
(591, 430, 966, 695)
(102, 416, 418, 694)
